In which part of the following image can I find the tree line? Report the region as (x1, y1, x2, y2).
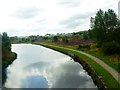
(89, 9, 120, 54)
(8, 9, 120, 55)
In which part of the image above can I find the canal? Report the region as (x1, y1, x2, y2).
(4, 44, 97, 88)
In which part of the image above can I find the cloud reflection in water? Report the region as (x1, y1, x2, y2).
(5, 44, 97, 88)
(21, 75, 48, 88)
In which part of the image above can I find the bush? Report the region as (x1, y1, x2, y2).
(96, 41, 102, 48)
(78, 44, 90, 50)
(102, 42, 120, 55)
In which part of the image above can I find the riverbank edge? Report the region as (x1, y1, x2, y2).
(2, 52, 17, 85)
(32, 43, 119, 89)
(2, 52, 17, 69)
(33, 43, 109, 89)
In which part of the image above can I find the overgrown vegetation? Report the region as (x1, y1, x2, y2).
(2, 32, 17, 68)
(90, 9, 120, 54)
(102, 42, 120, 55)
(1, 32, 17, 85)
(1, 32, 17, 69)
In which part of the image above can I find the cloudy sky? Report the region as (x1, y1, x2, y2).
(0, 0, 119, 36)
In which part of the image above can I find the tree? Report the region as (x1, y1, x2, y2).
(83, 31, 89, 40)
(62, 36, 69, 43)
(53, 36, 59, 42)
(88, 29, 93, 39)
(90, 9, 120, 45)
(90, 17, 95, 29)
(90, 9, 120, 54)
(2, 32, 11, 53)
(104, 9, 118, 41)
(92, 9, 106, 44)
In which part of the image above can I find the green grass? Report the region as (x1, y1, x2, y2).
(42, 42, 120, 73)
(34, 42, 120, 88)
(83, 50, 120, 73)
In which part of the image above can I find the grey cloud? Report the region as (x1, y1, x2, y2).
(36, 19, 47, 25)
(60, 18, 83, 29)
(13, 7, 43, 19)
(70, 12, 95, 20)
(57, 0, 81, 8)
(59, 12, 95, 28)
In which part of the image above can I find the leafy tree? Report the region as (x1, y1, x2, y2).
(90, 17, 95, 29)
(62, 36, 69, 43)
(53, 36, 59, 42)
(83, 31, 89, 40)
(112, 28, 120, 44)
(2, 32, 11, 54)
(104, 9, 118, 41)
(90, 9, 120, 54)
(88, 29, 94, 39)
(90, 9, 120, 45)
(92, 9, 106, 44)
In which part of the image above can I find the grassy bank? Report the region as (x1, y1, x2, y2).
(33, 42, 120, 88)
(41, 42, 120, 73)
(83, 50, 120, 73)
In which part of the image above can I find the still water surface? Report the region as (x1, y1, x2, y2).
(5, 44, 97, 88)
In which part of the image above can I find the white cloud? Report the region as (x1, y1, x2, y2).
(0, 0, 119, 36)
(12, 7, 43, 19)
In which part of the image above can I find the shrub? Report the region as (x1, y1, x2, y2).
(102, 42, 120, 55)
(83, 44, 90, 49)
(96, 41, 102, 48)
(78, 44, 90, 50)
(78, 45, 82, 49)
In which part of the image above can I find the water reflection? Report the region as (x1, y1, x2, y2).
(21, 75, 48, 88)
(5, 44, 97, 88)
(48, 63, 94, 88)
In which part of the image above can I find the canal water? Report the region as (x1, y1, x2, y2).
(4, 44, 97, 88)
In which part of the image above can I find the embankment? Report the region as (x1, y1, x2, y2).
(2, 52, 17, 85)
(33, 43, 120, 89)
